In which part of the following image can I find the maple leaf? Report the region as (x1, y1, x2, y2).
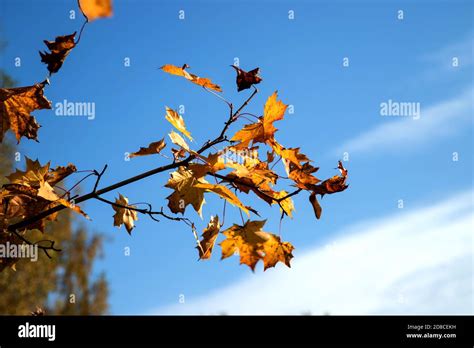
(79, 0, 113, 22)
(188, 152, 225, 178)
(39, 33, 76, 74)
(130, 138, 166, 158)
(112, 194, 138, 234)
(230, 65, 262, 91)
(224, 160, 279, 206)
(288, 162, 320, 190)
(5, 157, 89, 221)
(220, 219, 294, 271)
(165, 107, 193, 141)
(6, 157, 50, 187)
(0, 81, 51, 143)
(262, 91, 287, 140)
(47, 163, 77, 186)
(308, 161, 349, 218)
(165, 166, 207, 216)
(231, 92, 287, 149)
(268, 138, 308, 170)
(160, 64, 222, 92)
(260, 234, 295, 270)
(226, 160, 278, 187)
(197, 215, 220, 259)
(230, 122, 263, 149)
(320, 175, 349, 195)
(194, 183, 250, 216)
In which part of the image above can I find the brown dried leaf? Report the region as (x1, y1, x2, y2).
(130, 138, 166, 158)
(231, 65, 262, 92)
(39, 33, 76, 74)
(0, 81, 51, 143)
(197, 215, 220, 260)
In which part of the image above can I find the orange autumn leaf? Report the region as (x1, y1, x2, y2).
(197, 215, 220, 260)
(231, 91, 287, 149)
(112, 193, 138, 234)
(0, 81, 51, 143)
(160, 64, 222, 92)
(260, 234, 295, 271)
(288, 162, 320, 190)
(220, 220, 294, 271)
(268, 138, 309, 170)
(39, 32, 76, 74)
(130, 138, 166, 158)
(78, 0, 113, 22)
(320, 175, 349, 195)
(188, 152, 225, 178)
(262, 91, 287, 140)
(230, 121, 264, 149)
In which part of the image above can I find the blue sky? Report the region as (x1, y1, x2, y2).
(1, 0, 472, 314)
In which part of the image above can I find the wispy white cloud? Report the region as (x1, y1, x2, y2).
(336, 87, 472, 156)
(154, 190, 473, 315)
(420, 33, 473, 71)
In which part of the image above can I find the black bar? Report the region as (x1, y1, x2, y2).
(0, 315, 472, 346)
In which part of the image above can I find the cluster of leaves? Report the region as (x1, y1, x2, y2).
(109, 63, 349, 270)
(0, 0, 112, 270)
(0, 0, 348, 272)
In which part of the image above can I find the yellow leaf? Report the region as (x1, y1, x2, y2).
(260, 234, 295, 271)
(165, 107, 193, 141)
(6, 157, 50, 187)
(79, 0, 113, 21)
(112, 193, 138, 234)
(271, 190, 295, 218)
(168, 130, 190, 152)
(220, 220, 294, 271)
(194, 183, 249, 216)
(165, 167, 207, 216)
